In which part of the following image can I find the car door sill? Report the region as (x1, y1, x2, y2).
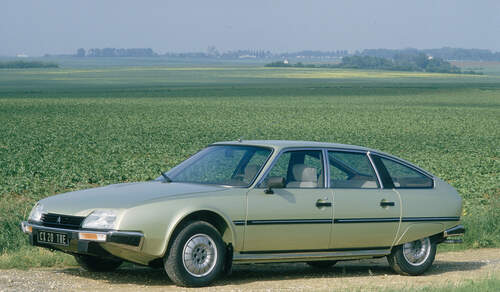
(233, 248, 391, 263)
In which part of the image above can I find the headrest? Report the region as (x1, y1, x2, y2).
(292, 164, 317, 182)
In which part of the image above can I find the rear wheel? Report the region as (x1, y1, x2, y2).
(306, 260, 337, 269)
(387, 237, 436, 276)
(164, 221, 226, 287)
(74, 255, 122, 272)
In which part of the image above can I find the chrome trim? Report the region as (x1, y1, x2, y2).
(325, 148, 368, 154)
(443, 224, 465, 237)
(233, 249, 390, 263)
(107, 230, 146, 237)
(322, 148, 330, 188)
(367, 151, 384, 189)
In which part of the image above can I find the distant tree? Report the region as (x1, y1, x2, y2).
(265, 61, 292, 67)
(76, 48, 86, 57)
(413, 53, 429, 69)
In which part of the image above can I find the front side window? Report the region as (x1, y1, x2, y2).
(165, 145, 272, 186)
(378, 157, 433, 188)
(328, 151, 378, 188)
(261, 150, 324, 188)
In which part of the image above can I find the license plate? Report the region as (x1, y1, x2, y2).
(37, 231, 69, 246)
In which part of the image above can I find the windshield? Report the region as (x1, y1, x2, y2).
(162, 145, 272, 186)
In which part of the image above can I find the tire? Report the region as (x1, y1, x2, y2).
(387, 237, 436, 276)
(306, 260, 337, 269)
(164, 221, 226, 287)
(74, 254, 122, 272)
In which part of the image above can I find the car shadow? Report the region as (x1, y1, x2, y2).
(222, 258, 487, 286)
(58, 257, 487, 288)
(58, 265, 171, 286)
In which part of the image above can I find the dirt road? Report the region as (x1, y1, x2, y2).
(1, 248, 499, 291)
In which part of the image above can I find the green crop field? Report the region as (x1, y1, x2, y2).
(0, 62, 499, 268)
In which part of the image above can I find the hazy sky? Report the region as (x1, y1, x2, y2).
(2, 0, 500, 56)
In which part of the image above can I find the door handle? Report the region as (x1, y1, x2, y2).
(316, 199, 332, 208)
(380, 201, 395, 207)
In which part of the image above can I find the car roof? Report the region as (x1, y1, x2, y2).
(213, 140, 373, 152)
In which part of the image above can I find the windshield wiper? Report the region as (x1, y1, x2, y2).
(160, 171, 172, 183)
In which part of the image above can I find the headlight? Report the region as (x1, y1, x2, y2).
(82, 210, 117, 230)
(28, 203, 45, 222)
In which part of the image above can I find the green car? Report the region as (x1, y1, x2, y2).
(21, 140, 465, 287)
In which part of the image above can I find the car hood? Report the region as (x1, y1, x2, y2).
(40, 181, 227, 216)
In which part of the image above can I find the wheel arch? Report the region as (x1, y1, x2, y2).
(161, 209, 236, 258)
(394, 223, 444, 246)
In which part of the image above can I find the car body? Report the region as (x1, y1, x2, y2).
(22, 140, 465, 287)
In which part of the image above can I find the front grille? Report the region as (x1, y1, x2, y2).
(41, 213, 85, 230)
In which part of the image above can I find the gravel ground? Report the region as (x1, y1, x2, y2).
(1, 248, 499, 292)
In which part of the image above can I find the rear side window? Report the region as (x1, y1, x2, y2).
(378, 157, 433, 188)
(328, 151, 378, 189)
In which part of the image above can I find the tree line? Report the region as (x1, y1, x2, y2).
(71, 47, 500, 61)
(0, 60, 59, 69)
(337, 54, 466, 73)
(266, 53, 481, 74)
(361, 47, 500, 62)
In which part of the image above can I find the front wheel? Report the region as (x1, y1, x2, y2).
(387, 237, 436, 276)
(164, 221, 226, 287)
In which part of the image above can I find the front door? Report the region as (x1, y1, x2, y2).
(327, 150, 401, 249)
(244, 149, 333, 252)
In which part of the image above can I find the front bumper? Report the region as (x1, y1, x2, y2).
(21, 221, 144, 256)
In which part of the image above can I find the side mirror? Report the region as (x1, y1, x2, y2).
(265, 176, 285, 194)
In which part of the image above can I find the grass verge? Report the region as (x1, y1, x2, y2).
(382, 273, 500, 292)
(0, 247, 76, 269)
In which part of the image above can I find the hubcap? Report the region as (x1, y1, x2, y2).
(403, 237, 431, 266)
(182, 234, 217, 277)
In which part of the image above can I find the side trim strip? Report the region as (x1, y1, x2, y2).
(233, 216, 459, 226)
(334, 218, 399, 223)
(247, 219, 333, 225)
(240, 246, 390, 255)
(233, 220, 245, 226)
(402, 217, 460, 222)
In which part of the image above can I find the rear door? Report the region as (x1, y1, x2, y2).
(372, 155, 456, 244)
(329, 150, 401, 249)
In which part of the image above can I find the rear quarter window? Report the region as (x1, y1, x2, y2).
(378, 156, 433, 188)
